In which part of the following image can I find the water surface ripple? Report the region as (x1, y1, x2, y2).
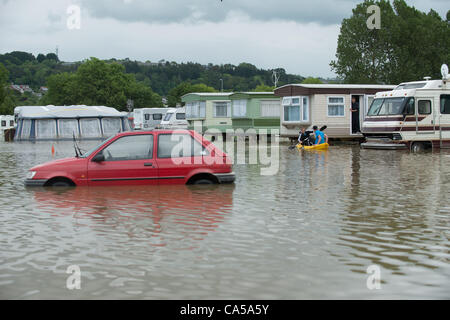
(0, 140, 449, 299)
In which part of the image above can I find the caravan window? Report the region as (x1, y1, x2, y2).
(283, 96, 300, 121)
(186, 101, 206, 118)
(102, 118, 122, 136)
(36, 119, 57, 139)
(144, 114, 150, 121)
(176, 113, 186, 120)
(153, 113, 162, 121)
(232, 100, 247, 118)
(418, 100, 431, 115)
(10, 120, 14, 126)
(327, 97, 345, 117)
(283, 96, 308, 122)
(164, 113, 173, 121)
(80, 118, 101, 137)
(261, 100, 280, 117)
(440, 95, 450, 114)
(302, 97, 309, 122)
(21, 119, 32, 138)
(1, 121, 5, 127)
(214, 102, 230, 117)
(58, 119, 79, 138)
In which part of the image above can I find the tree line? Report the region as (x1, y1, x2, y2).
(0, 51, 305, 114)
(331, 0, 450, 84)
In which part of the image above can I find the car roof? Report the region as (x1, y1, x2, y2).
(116, 129, 195, 137)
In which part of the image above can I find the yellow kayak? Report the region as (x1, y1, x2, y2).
(296, 143, 329, 150)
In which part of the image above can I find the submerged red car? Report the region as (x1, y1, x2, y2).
(25, 130, 235, 187)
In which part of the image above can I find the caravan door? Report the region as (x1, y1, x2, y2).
(439, 94, 450, 146)
(414, 97, 436, 136)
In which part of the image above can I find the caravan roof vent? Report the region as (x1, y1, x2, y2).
(423, 76, 432, 81)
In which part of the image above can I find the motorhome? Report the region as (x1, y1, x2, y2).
(361, 65, 450, 151)
(14, 105, 130, 141)
(158, 107, 188, 129)
(133, 108, 169, 130)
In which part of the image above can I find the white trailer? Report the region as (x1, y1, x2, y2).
(0, 115, 15, 137)
(158, 107, 188, 129)
(133, 108, 169, 130)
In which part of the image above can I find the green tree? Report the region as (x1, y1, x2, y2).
(167, 82, 216, 107)
(45, 58, 161, 111)
(302, 77, 324, 84)
(252, 84, 275, 92)
(330, 0, 450, 84)
(0, 63, 9, 105)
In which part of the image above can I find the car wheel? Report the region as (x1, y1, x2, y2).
(49, 181, 72, 187)
(193, 179, 214, 185)
(411, 142, 425, 153)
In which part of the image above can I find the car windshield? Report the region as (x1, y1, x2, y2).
(163, 113, 173, 121)
(367, 97, 406, 116)
(80, 135, 116, 158)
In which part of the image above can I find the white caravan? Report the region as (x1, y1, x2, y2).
(361, 64, 450, 151)
(0, 115, 15, 137)
(133, 108, 169, 130)
(158, 107, 188, 129)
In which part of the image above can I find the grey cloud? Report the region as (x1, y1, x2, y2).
(79, 0, 360, 25)
(79, 0, 449, 26)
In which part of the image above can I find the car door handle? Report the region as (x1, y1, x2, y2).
(144, 162, 153, 167)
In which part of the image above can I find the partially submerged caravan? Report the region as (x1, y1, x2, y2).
(1, 115, 15, 141)
(361, 65, 450, 151)
(14, 105, 130, 141)
(0, 115, 15, 133)
(133, 108, 169, 130)
(274, 84, 395, 140)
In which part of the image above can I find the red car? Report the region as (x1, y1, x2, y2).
(25, 130, 235, 187)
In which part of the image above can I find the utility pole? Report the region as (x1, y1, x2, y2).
(272, 70, 280, 89)
(220, 78, 223, 92)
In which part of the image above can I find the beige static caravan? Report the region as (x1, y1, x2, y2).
(274, 84, 395, 140)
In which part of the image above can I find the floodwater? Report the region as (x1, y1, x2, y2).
(0, 139, 449, 299)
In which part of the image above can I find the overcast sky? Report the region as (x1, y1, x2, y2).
(0, 0, 448, 78)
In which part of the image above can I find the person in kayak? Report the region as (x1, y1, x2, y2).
(298, 128, 314, 146)
(313, 125, 328, 145)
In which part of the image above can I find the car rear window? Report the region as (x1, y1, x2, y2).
(157, 134, 208, 158)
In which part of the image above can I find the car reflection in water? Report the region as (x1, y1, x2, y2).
(31, 184, 235, 250)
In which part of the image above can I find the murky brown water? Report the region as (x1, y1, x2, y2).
(0, 139, 449, 299)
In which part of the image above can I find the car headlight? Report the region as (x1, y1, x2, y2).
(27, 171, 37, 179)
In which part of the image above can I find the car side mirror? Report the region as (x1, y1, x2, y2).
(92, 152, 105, 162)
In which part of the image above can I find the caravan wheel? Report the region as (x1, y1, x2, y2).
(411, 142, 425, 153)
